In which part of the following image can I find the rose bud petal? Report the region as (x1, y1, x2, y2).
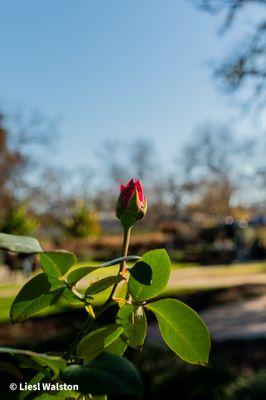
(116, 178, 147, 229)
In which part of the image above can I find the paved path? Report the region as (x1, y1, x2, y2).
(201, 295, 266, 341)
(148, 294, 266, 344)
(168, 267, 266, 291)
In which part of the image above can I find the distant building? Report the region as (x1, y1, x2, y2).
(98, 211, 121, 233)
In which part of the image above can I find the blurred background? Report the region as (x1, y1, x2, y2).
(0, 0, 265, 399)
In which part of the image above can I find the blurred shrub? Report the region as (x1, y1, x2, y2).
(91, 232, 167, 260)
(130, 346, 236, 400)
(224, 370, 266, 400)
(184, 244, 234, 265)
(0, 205, 38, 235)
(64, 200, 100, 238)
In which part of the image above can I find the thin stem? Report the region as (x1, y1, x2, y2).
(94, 254, 140, 268)
(65, 282, 86, 302)
(71, 255, 140, 272)
(108, 227, 131, 299)
(64, 299, 115, 360)
(64, 228, 132, 360)
(120, 227, 131, 272)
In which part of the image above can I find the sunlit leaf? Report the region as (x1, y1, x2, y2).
(129, 249, 171, 301)
(76, 325, 123, 362)
(62, 288, 84, 308)
(114, 280, 128, 307)
(116, 305, 147, 349)
(105, 336, 127, 356)
(66, 256, 140, 285)
(40, 251, 77, 278)
(146, 299, 210, 365)
(0, 233, 42, 254)
(10, 273, 65, 322)
(85, 276, 123, 296)
(66, 266, 99, 284)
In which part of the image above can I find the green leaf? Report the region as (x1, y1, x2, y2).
(76, 325, 123, 362)
(114, 280, 128, 307)
(146, 299, 211, 365)
(129, 249, 171, 301)
(48, 276, 67, 291)
(18, 354, 48, 374)
(116, 305, 147, 349)
(10, 273, 65, 322)
(30, 390, 78, 399)
(0, 233, 42, 254)
(77, 396, 97, 400)
(128, 261, 152, 285)
(85, 276, 123, 296)
(66, 256, 140, 285)
(40, 251, 77, 278)
(0, 347, 66, 378)
(77, 395, 96, 400)
(61, 351, 143, 398)
(18, 372, 46, 400)
(63, 288, 84, 307)
(105, 336, 127, 356)
(30, 356, 65, 379)
(67, 266, 99, 284)
(90, 396, 107, 400)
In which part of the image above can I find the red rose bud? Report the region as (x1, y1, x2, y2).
(116, 179, 147, 229)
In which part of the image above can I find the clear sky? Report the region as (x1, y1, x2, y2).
(0, 0, 262, 174)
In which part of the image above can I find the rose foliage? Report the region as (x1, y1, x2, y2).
(0, 179, 210, 399)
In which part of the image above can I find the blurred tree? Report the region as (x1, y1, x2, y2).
(178, 123, 253, 218)
(64, 199, 100, 239)
(0, 110, 55, 218)
(129, 139, 156, 180)
(163, 176, 182, 215)
(0, 203, 39, 275)
(0, 205, 38, 236)
(187, 180, 234, 218)
(0, 114, 26, 217)
(100, 138, 156, 184)
(193, 0, 265, 29)
(193, 0, 266, 111)
(99, 140, 129, 184)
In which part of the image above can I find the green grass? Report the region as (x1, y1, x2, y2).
(171, 262, 199, 269)
(0, 296, 13, 322)
(0, 260, 265, 323)
(174, 261, 266, 276)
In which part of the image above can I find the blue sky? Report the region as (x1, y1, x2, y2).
(0, 0, 262, 174)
